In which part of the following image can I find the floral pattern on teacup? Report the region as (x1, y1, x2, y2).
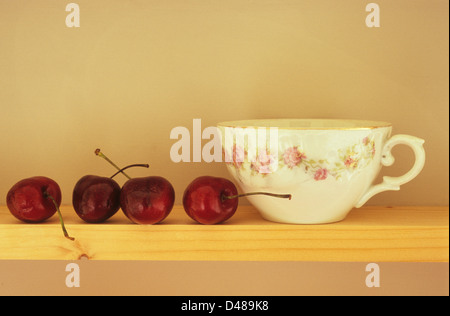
(224, 136, 376, 181)
(223, 144, 246, 169)
(282, 146, 307, 169)
(250, 149, 277, 174)
(313, 168, 329, 181)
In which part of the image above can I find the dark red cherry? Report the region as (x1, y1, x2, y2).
(183, 176, 239, 225)
(120, 176, 175, 225)
(72, 175, 121, 223)
(183, 176, 292, 225)
(7, 176, 74, 240)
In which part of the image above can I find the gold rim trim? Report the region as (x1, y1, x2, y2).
(217, 119, 392, 130)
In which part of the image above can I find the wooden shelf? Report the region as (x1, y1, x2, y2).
(0, 205, 448, 262)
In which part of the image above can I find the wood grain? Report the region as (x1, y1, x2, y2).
(0, 205, 448, 262)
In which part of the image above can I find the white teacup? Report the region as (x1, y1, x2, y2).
(218, 119, 426, 224)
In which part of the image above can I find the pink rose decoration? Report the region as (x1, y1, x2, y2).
(314, 168, 328, 181)
(363, 137, 370, 145)
(344, 156, 358, 169)
(283, 147, 306, 169)
(225, 145, 245, 168)
(251, 149, 276, 174)
(363, 137, 376, 157)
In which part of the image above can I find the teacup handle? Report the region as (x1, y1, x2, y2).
(355, 134, 426, 208)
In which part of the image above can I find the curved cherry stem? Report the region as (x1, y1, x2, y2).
(44, 192, 75, 241)
(221, 192, 292, 202)
(110, 164, 150, 179)
(95, 149, 132, 180)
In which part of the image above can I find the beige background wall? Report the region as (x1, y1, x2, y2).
(0, 0, 448, 207)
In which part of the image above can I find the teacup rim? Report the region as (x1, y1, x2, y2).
(217, 118, 392, 130)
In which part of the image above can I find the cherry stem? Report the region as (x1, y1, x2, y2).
(221, 192, 292, 202)
(95, 149, 132, 180)
(110, 164, 150, 179)
(44, 192, 75, 241)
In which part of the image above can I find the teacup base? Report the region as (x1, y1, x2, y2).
(245, 193, 355, 225)
(258, 211, 350, 225)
